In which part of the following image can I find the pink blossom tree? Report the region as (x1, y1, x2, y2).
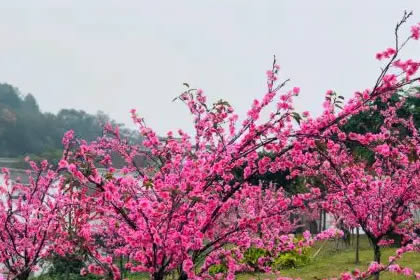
(65, 14, 419, 279)
(294, 11, 420, 280)
(62, 59, 324, 280)
(0, 161, 72, 280)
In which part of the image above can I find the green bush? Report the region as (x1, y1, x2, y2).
(242, 247, 269, 271)
(34, 254, 101, 280)
(243, 247, 267, 266)
(205, 243, 312, 277)
(208, 263, 227, 275)
(272, 248, 311, 270)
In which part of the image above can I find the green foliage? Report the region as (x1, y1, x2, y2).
(208, 263, 228, 276)
(23, 149, 63, 166)
(403, 87, 420, 128)
(272, 247, 311, 270)
(242, 247, 268, 269)
(47, 254, 84, 275)
(325, 91, 345, 110)
(234, 151, 307, 195)
(241, 244, 311, 272)
(341, 91, 420, 164)
(37, 254, 101, 280)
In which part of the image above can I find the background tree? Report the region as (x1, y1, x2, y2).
(0, 162, 72, 280)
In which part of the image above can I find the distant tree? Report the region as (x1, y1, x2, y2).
(0, 84, 22, 110)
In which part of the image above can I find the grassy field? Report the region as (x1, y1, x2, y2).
(236, 236, 420, 280)
(34, 236, 420, 280)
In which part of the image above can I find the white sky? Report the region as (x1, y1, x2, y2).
(0, 1, 419, 135)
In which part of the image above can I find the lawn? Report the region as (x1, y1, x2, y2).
(236, 236, 420, 280)
(35, 236, 420, 279)
(120, 236, 420, 279)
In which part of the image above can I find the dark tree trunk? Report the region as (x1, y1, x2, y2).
(15, 270, 30, 280)
(373, 242, 381, 261)
(178, 270, 188, 280)
(66, 263, 70, 280)
(309, 220, 318, 234)
(355, 227, 360, 264)
(119, 257, 124, 278)
(372, 240, 381, 280)
(153, 271, 165, 280)
(318, 210, 323, 233)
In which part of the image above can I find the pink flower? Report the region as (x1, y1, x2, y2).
(80, 268, 88, 276)
(303, 230, 311, 240)
(388, 264, 401, 273)
(402, 267, 413, 276)
(411, 24, 420, 40)
(62, 130, 74, 146)
(368, 262, 383, 274)
(340, 272, 353, 280)
(58, 159, 68, 169)
(376, 48, 396, 60)
(183, 259, 193, 271)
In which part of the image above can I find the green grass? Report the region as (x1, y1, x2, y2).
(33, 236, 420, 279)
(117, 236, 420, 279)
(237, 236, 420, 280)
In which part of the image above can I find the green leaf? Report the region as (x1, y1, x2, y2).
(291, 112, 301, 124)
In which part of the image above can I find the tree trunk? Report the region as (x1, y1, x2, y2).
(372, 240, 381, 280)
(15, 270, 30, 280)
(66, 263, 69, 280)
(178, 270, 188, 280)
(355, 227, 360, 264)
(318, 210, 323, 233)
(119, 257, 124, 278)
(153, 271, 165, 280)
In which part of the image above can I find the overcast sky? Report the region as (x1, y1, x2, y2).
(0, 1, 419, 135)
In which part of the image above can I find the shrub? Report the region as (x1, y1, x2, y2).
(272, 248, 311, 270)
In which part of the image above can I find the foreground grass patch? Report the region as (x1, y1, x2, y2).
(33, 236, 420, 279)
(237, 236, 420, 280)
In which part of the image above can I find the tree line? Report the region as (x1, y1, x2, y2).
(0, 83, 139, 162)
